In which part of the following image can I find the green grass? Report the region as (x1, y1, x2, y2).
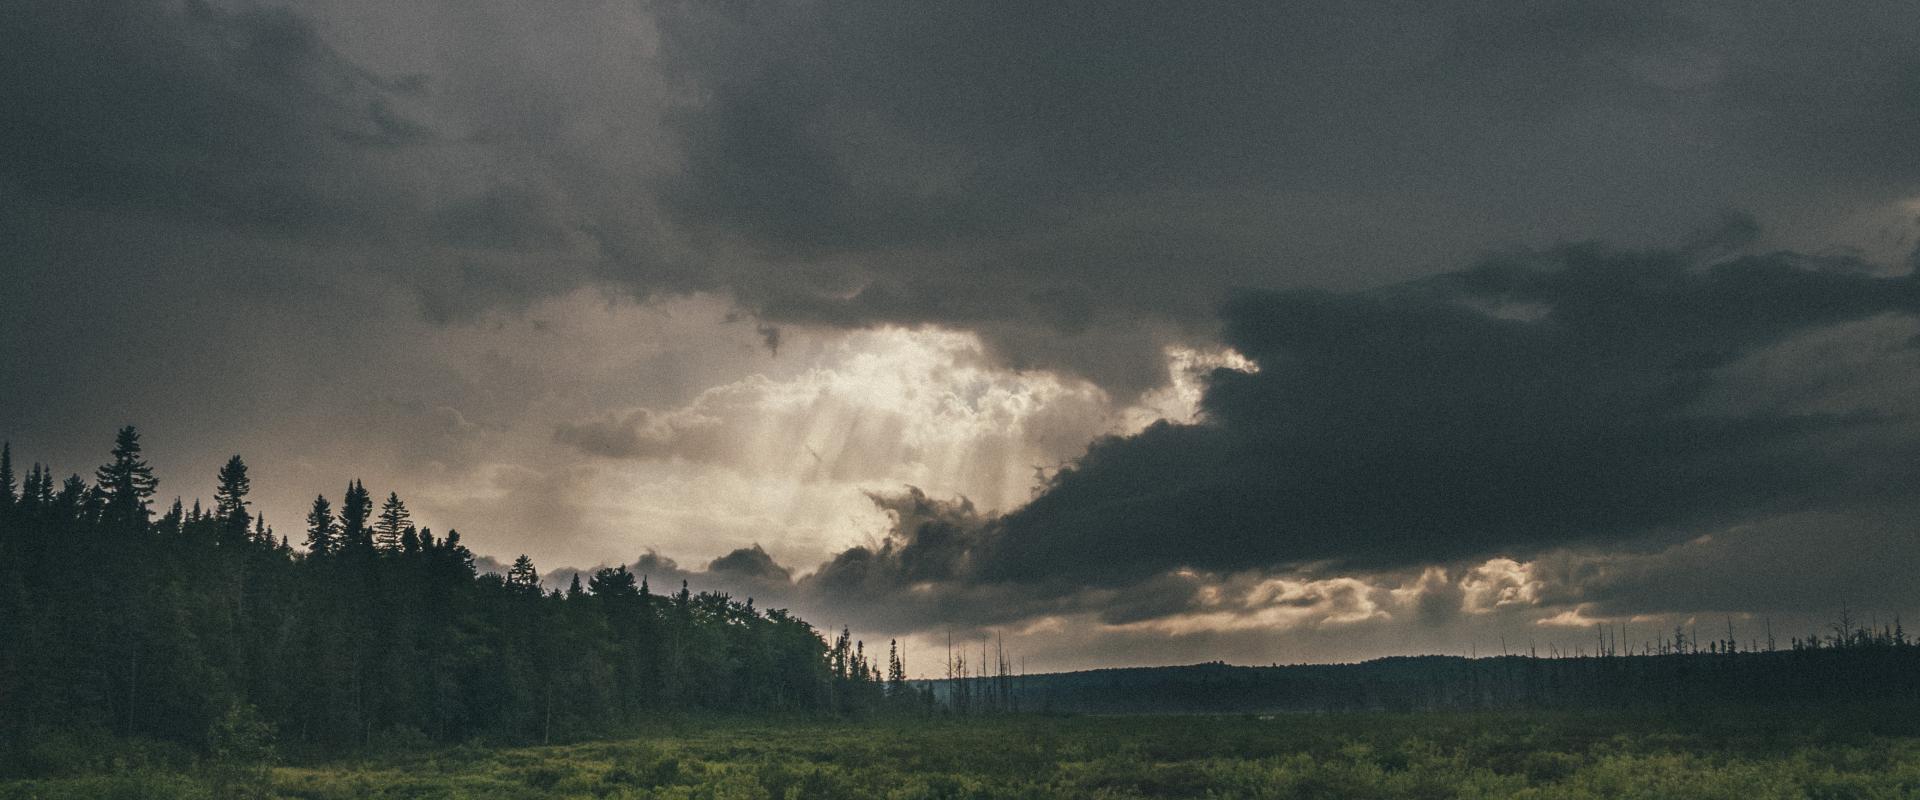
(9, 710, 1920, 798)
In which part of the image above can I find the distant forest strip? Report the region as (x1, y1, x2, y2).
(938, 641, 1920, 716)
(928, 615, 1920, 717)
(0, 428, 929, 763)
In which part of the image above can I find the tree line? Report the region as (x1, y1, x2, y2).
(989, 624, 1920, 716)
(0, 428, 929, 764)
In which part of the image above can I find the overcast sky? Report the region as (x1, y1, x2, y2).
(7, 0, 1920, 673)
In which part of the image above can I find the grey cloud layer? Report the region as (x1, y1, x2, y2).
(1, 0, 426, 231)
(16, 0, 1918, 393)
(654, 0, 1920, 390)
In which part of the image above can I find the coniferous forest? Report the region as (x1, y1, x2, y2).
(0, 428, 923, 766)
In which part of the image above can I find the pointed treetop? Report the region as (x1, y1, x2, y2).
(214, 455, 252, 541)
(588, 565, 637, 597)
(95, 426, 159, 531)
(340, 480, 374, 550)
(375, 492, 412, 551)
(54, 473, 90, 517)
(159, 497, 184, 534)
(0, 441, 15, 508)
(304, 494, 337, 556)
(16, 464, 34, 512)
(507, 554, 540, 593)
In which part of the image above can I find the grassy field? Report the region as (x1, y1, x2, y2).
(8, 709, 1920, 799)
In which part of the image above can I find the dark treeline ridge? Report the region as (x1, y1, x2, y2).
(970, 640, 1920, 715)
(0, 428, 929, 767)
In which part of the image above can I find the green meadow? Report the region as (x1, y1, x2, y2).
(9, 709, 1920, 799)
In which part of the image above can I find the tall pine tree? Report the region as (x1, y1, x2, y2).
(374, 492, 411, 552)
(339, 480, 374, 552)
(507, 554, 540, 594)
(303, 495, 337, 556)
(94, 426, 158, 533)
(214, 455, 252, 543)
(158, 497, 184, 537)
(0, 441, 15, 515)
(54, 474, 91, 521)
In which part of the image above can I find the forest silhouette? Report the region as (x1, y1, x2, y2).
(0, 427, 926, 763)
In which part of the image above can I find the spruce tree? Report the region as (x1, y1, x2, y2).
(507, 554, 540, 594)
(303, 495, 337, 556)
(590, 566, 637, 598)
(0, 441, 15, 513)
(158, 497, 184, 536)
(340, 481, 374, 551)
(94, 426, 159, 532)
(374, 492, 412, 552)
(34, 465, 53, 508)
(16, 463, 40, 517)
(888, 639, 906, 696)
(54, 474, 89, 520)
(214, 455, 252, 543)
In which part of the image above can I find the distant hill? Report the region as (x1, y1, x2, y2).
(922, 648, 1920, 714)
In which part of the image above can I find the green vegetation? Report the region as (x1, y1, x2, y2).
(9, 710, 1920, 799)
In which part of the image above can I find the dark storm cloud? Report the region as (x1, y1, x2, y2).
(651, 0, 1920, 391)
(982, 238, 1920, 585)
(10, 0, 1920, 396)
(0, 0, 670, 337)
(1530, 508, 1920, 619)
(0, 0, 428, 233)
(707, 543, 793, 583)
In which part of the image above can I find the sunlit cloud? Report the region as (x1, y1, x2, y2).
(541, 326, 1257, 569)
(1460, 558, 1543, 614)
